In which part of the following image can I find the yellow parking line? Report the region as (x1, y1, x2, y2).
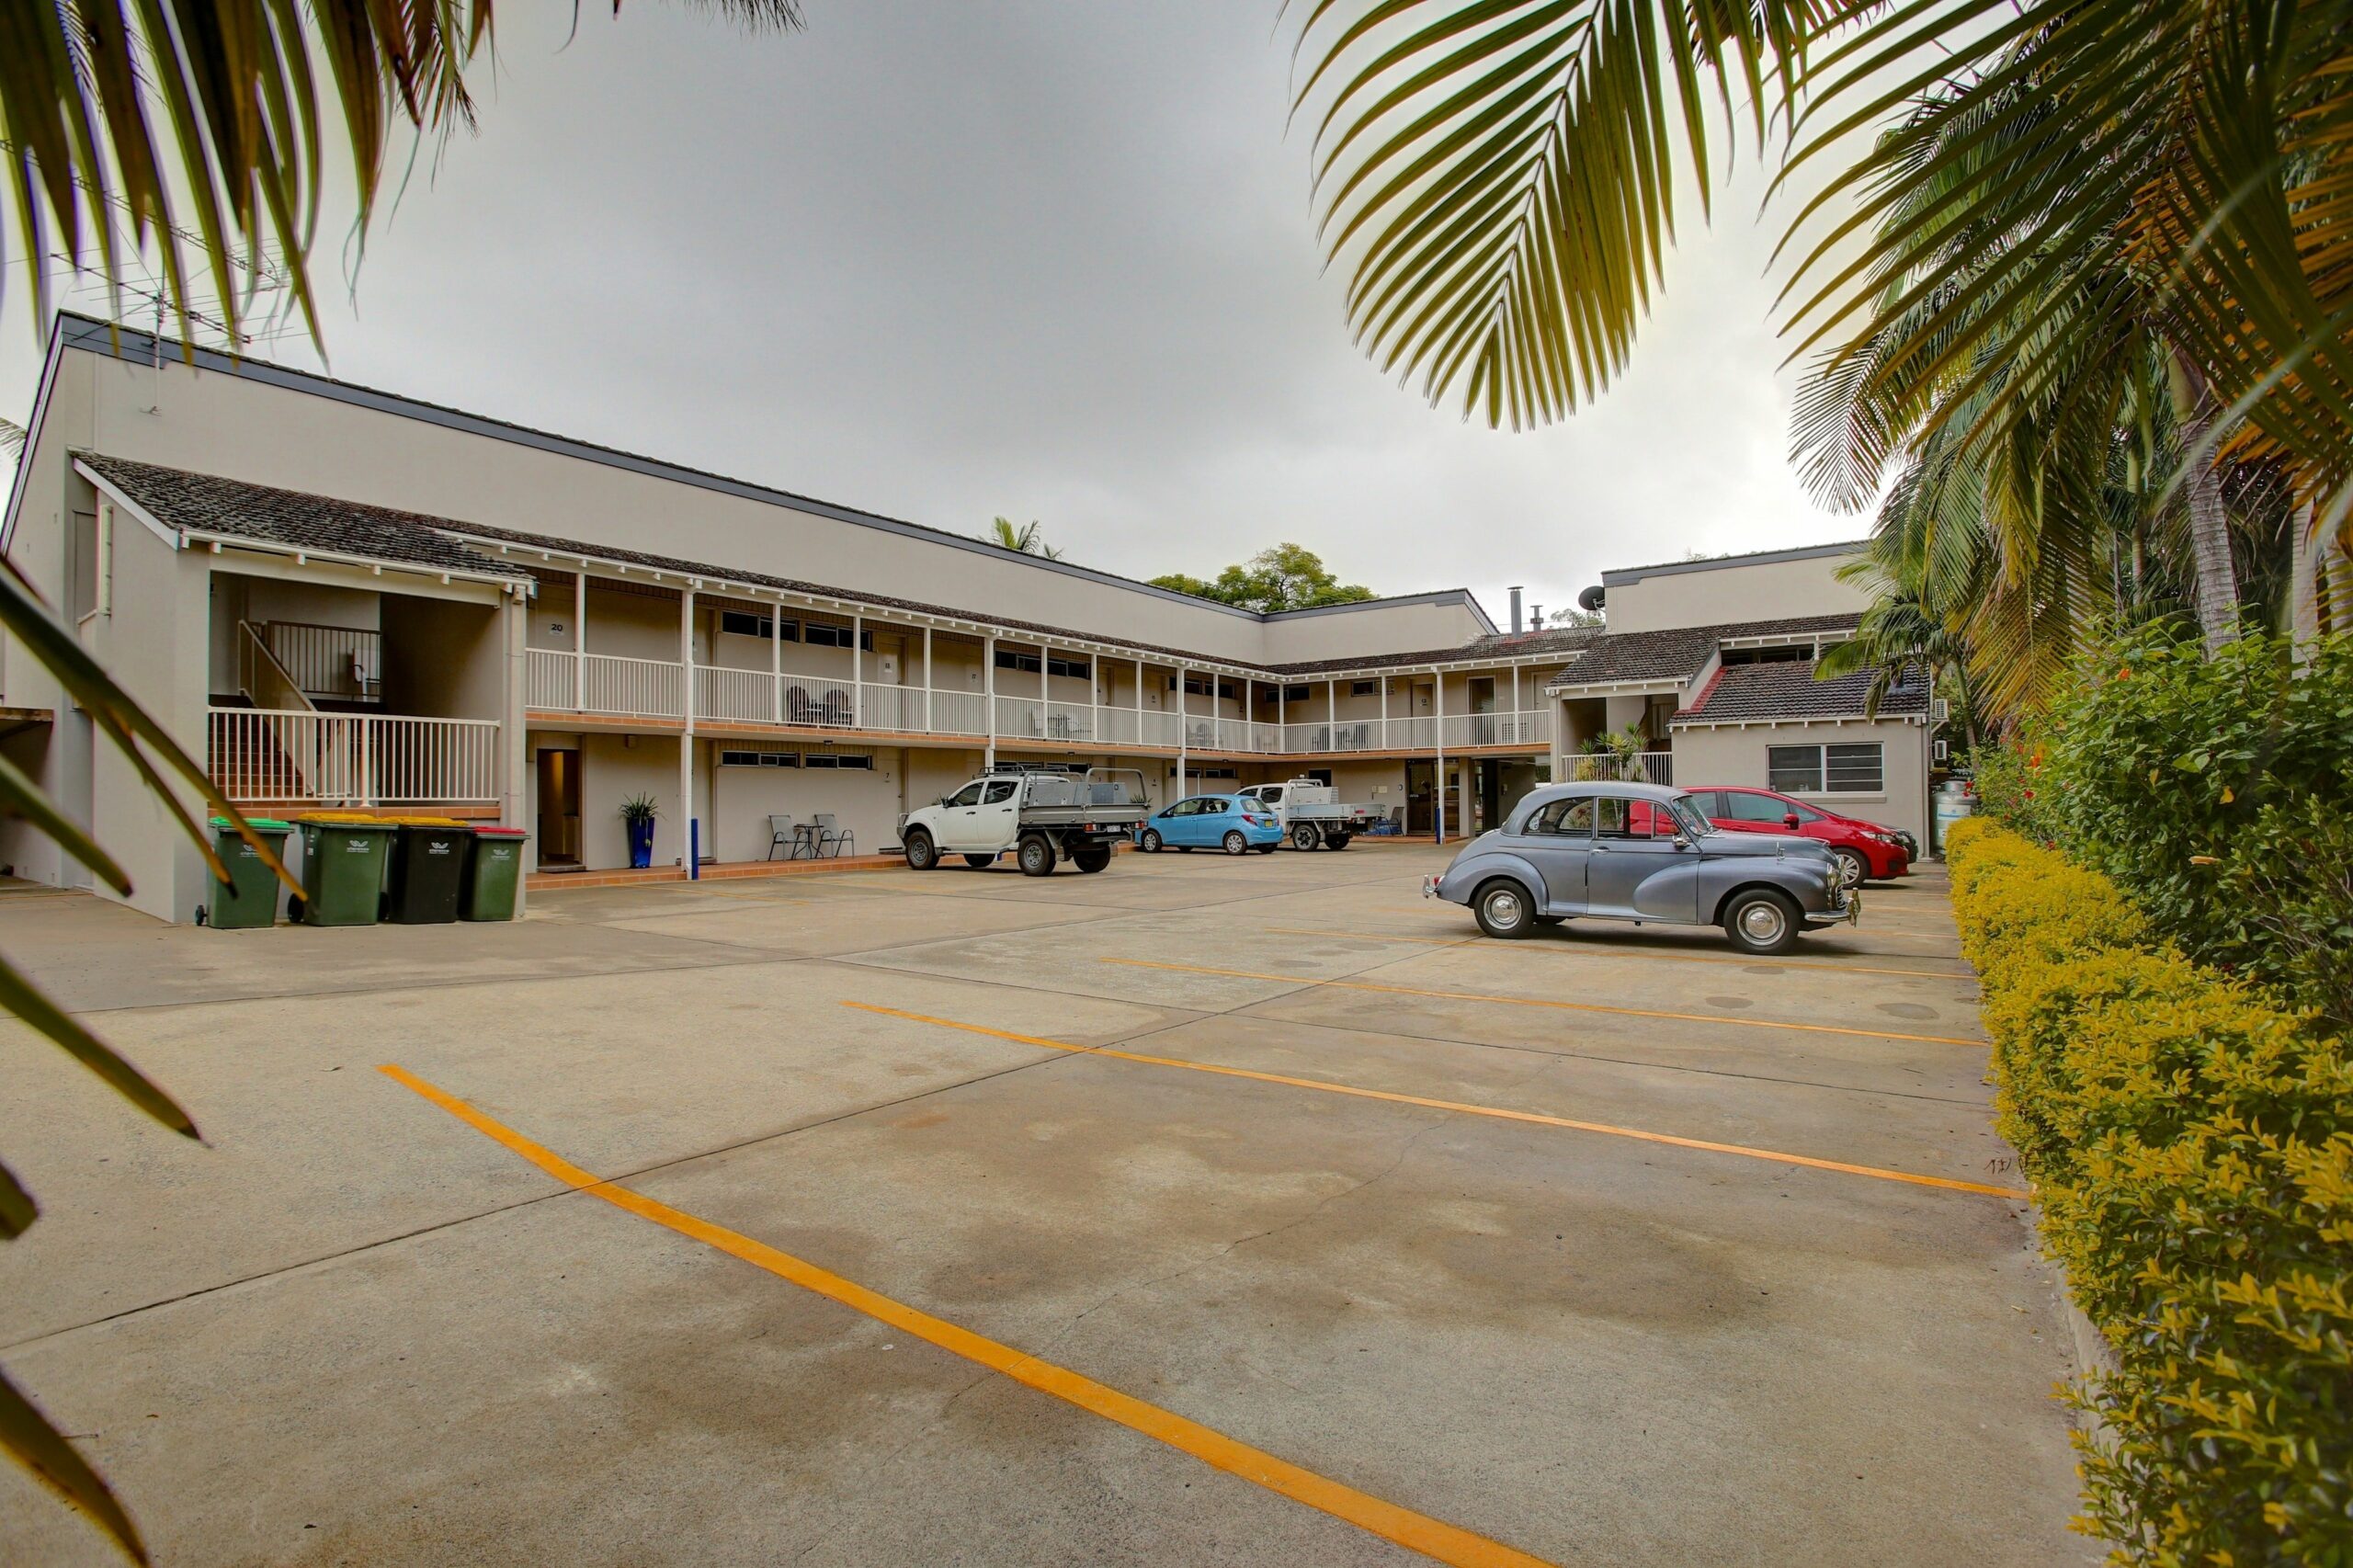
(843, 1004, 2028, 1200)
(377, 1064, 1552, 1568)
(1103, 958, 1984, 1048)
(1261, 927, 1972, 983)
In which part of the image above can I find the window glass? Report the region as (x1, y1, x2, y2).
(1528, 797, 1594, 835)
(719, 610, 772, 639)
(1767, 745, 1824, 793)
(837, 756, 874, 770)
(1594, 798, 1642, 839)
(1350, 680, 1377, 696)
(1046, 655, 1091, 679)
(948, 782, 984, 807)
(1786, 801, 1824, 823)
(1166, 799, 1197, 817)
(982, 780, 1017, 804)
(1724, 790, 1788, 824)
(1826, 743, 1884, 792)
(1683, 790, 1721, 816)
(1200, 799, 1229, 814)
(1668, 798, 1711, 838)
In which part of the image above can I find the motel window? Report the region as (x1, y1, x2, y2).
(1282, 684, 1310, 701)
(719, 750, 800, 768)
(1189, 767, 1237, 780)
(1350, 680, 1377, 697)
(1179, 676, 1238, 699)
(802, 754, 874, 770)
(1767, 743, 1883, 794)
(1046, 654, 1091, 680)
(805, 623, 873, 651)
(721, 611, 798, 642)
(995, 648, 1044, 674)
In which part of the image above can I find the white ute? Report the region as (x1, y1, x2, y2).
(897, 766, 1151, 877)
(1234, 778, 1378, 850)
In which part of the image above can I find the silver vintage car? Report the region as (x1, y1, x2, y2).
(1423, 781, 1857, 955)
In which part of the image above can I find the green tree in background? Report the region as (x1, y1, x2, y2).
(990, 517, 1063, 559)
(1149, 543, 1376, 612)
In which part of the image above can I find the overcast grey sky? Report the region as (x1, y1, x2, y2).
(2, 1, 1875, 627)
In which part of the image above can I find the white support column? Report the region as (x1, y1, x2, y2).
(984, 634, 997, 771)
(1327, 677, 1337, 750)
(1511, 664, 1521, 743)
(852, 614, 864, 729)
(1040, 642, 1050, 743)
(1380, 675, 1390, 748)
(503, 583, 530, 915)
(769, 599, 782, 724)
(923, 626, 934, 734)
(1433, 666, 1446, 844)
(573, 568, 587, 710)
(1134, 658, 1144, 747)
(1176, 665, 1188, 798)
(681, 588, 698, 877)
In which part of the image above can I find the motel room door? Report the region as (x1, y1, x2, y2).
(536, 748, 582, 867)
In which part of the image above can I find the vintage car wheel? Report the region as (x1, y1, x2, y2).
(1472, 879, 1536, 939)
(1830, 847, 1869, 889)
(1290, 823, 1322, 851)
(1139, 829, 1164, 853)
(1222, 830, 1249, 856)
(1073, 847, 1111, 874)
(1018, 835, 1057, 877)
(904, 831, 938, 871)
(961, 853, 996, 868)
(1723, 889, 1802, 955)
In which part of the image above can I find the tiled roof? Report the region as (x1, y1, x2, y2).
(74, 453, 521, 580)
(70, 453, 1576, 680)
(1669, 656, 1927, 724)
(1543, 614, 1859, 691)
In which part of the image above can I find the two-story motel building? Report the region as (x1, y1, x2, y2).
(1, 316, 1933, 922)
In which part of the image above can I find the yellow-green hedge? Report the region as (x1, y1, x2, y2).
(1948, 819, 2353, 1563)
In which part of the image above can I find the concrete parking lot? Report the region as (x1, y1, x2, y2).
(0, 845, 2092, 1566)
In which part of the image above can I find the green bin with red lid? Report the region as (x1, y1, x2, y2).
(462, 825, 529, 922)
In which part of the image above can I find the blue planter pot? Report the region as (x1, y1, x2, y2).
(627, 817, 654, 869)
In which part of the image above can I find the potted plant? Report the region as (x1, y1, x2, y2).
(620, 793, 658, 869)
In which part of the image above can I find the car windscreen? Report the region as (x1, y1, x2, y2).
(1668, 797, 1712, 838)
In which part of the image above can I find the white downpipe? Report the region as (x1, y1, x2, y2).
(984, 634, 997, 771)
(770, 601, 783, 723)
(1433, 667, 1446, 844)
(1380, 675, 1389, 748)
(1511, 665, 1521, 743)
(681, 588, 698, 877)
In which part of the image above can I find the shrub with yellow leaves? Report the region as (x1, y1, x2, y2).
(1950, 821, 2351, 1565)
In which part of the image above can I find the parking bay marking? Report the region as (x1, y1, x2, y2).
(375, 1064, 1552, 1568)
(1262, 927, 1976, 983)
(843, 1003, 2029, 1200)
(1103, 958, 1986, 1048)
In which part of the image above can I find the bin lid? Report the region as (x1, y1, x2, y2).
(381, 815, 467, 828)
(294, 813, 398, 831)
(472, 825, 529, 837)
(210, 816, 291, 832)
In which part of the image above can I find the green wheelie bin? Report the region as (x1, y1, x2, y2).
(461, 825, 529, 921)
(294, 815, 396, 926)
(205, 817, 291, 929)
(385, 818, 471, 925)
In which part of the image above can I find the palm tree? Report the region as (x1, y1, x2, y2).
(1290, 1, 2352, 649)
(991, 517, 1064, 559)
(0, 5, 801, 1559)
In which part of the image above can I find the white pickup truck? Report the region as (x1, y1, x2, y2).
(1235, 778, 1379, 850)
(898, 767, 1151, 876)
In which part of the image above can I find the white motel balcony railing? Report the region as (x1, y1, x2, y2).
(523, 650, 1556, 756)
(208, 708, 500, 806)
(1563, 750, 1676, 787)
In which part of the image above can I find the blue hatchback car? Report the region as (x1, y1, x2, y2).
(1136, 794, 1283, 855)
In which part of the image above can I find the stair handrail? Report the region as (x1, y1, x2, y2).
(237, 620, 316, 714)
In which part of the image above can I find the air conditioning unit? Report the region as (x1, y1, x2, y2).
(1931, 697, 1950, 723)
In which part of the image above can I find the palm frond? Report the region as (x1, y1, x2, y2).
(1292, 1, 1842, 427)
(0, 1367, 144, 1564)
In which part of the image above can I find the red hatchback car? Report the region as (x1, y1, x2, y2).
(1687, 786, 1911, 888)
